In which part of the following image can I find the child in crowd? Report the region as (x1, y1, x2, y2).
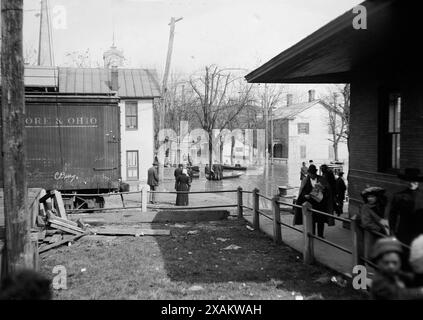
(370, 237, 423, 300)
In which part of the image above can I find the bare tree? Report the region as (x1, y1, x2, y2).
(324, 84, 350, 161)
(64, 49, 102, 68)
(188, 65, 253, 167)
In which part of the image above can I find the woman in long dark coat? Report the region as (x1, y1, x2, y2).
(294, 164, 332, 238)
(176, 169, 191, 206)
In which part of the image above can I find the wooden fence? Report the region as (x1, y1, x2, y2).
(60, 186, 409, 276)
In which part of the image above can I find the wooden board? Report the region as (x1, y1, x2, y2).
(91, 227, 170, 237)
(48, 214, 78, 227)
(49, 218, 83, 233)
(39, 234, 84, 254)
(53, 191, 67, 219)
(49, 222, 83, 236)
(49, 234, 62, 244)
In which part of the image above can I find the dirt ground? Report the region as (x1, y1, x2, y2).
(40, 218, 366, 300)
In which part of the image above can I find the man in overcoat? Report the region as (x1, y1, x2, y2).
(147, 162, 159, 204)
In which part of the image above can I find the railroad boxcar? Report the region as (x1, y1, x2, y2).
(0, 93, 121, 208)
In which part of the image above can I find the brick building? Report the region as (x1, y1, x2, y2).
(246, 0, 423, 216)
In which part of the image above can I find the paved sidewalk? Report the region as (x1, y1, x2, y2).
(243, 210, 355, 276)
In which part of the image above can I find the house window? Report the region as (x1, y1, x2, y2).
(300, 145, 307, 159)
(388, 93, 401, 170)
(125, 101, 138, 130)
(126, 151, 139, 180)
(298, 123, 309, 134)
(379, 91, 401, 172)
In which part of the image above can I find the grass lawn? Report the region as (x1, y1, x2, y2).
(40, 218, 365, 300)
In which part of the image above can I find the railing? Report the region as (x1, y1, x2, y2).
(61, 186, 410, 277)
(63, 187, 241, 214)
(245, 188, 409, 276)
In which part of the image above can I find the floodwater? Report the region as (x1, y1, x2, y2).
(161, 160, 348, 209)
(161, 162, 298, 209)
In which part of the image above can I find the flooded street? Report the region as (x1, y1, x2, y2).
(159, 160, 348, 209)
(162, 163, 288, 195)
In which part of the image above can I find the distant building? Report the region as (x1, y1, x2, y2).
(271, 90, 348, 165)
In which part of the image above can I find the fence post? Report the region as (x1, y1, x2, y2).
(272, 196, 282, 244)
(141, 185, 149, 213)
(237, 187, 243, 219)
(252, 188, 260, 230)
(302, 202, 315, 264)
(351, 215, 364, 269)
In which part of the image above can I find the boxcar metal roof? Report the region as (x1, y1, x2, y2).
(0, 66, 58, 87)
(58, 67, 161, 98)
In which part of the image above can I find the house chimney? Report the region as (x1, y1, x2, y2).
(287, 94, 293, 106)
(308, 89, 316, 102)
(111, 66, 119, 92)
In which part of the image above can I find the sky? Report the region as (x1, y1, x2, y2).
(23, 0, 362, 78)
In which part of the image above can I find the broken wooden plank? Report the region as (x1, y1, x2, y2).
(48, 218, 83, 233)
(53, 190, 67, 219)
(39, 234, 85, 254)
(49, 234, 62, 244)
(49, 222, 83, 235)
(48, 214, 78, 227)
(91, 227, 170, 236)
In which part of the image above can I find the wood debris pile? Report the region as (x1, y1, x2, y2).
(35, 190, 90, 253)
(33, 190, 171, 254)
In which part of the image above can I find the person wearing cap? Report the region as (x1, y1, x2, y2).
(388, 168, 423, 247)
(370, 237, 423, 300)
(360, 186, 389, 259)
(147, 162, 159, 204)
(294, 164, 332, 238)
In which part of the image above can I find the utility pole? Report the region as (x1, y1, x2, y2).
(1, 0, 32, 274)
(159, 16, 182, 177)
(160, 17, 183, 138)
(263, 83, 269, 166)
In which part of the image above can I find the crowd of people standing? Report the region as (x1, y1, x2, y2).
(295, 161, 346, 238)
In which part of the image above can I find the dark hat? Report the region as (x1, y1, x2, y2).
(397, 168, 423, 182)
(371, 237, 403, 262)
(308, 164, 317, 174)
(361, 186, 385, 199)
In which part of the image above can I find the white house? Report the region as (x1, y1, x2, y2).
(272, 90, 349, 165)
